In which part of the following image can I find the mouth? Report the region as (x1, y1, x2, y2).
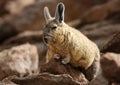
(43, 36, 48, 43)
(43, 34, 49, 44)
(43, 34, 56, 44)
(43, 33, 52, 44)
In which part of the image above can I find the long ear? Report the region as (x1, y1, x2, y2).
(44, 7, 52, 23)
(55, 2, 65, 23)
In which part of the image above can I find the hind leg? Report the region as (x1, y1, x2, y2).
(84, 57, 100, 81)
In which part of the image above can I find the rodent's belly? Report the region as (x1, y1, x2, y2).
(56, 50, 90, 68)
(53, 45, 93, 69)
(70, 56, 92, 69)
(70, 50, 94, 69)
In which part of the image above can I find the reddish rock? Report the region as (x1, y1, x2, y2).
(101, 52, 120, 83)
(80, 22, 120, 50)
(0, 76, 18, 85)
(111, 82, 120, 85)
(40, 59, 88, 84)
(89, 68, 108, 85)
(6, 0, 35, 15)
(0, 0, 10, 17)
(81, 0, 120, 23)
(11, 73, 84, 85)
(0, 30, 47, 65)
(0, 43, 39, 80)
(0, 0, 35, 17)
(0, 0, 110, 42)
(0, 0, 55, 42)
(102, 32, 120, 53)
(3, 31, 43, 45)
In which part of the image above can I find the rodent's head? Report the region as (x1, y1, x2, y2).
(43, 3, 66, 45)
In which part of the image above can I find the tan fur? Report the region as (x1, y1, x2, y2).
(43, 3, 100, 81)
(44, 21, 100, 69)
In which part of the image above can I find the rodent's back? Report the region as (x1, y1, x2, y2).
(60, 24, 99, 69)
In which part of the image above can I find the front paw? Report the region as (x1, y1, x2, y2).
(61, 57, 70, 65)
(54, 54, 60, 60)
(61, 60, 68, 64)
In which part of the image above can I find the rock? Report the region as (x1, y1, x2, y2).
(0, 0, 110, 43)
(0, 43, 39, 80)
(0, 76, 18, 85)
(0, 0, 55, 43)
(0, 30, 47, 65)
(0, 22, 18, 43)
(111, 82, 120, 85)
(80, 21, 120, 50)
(101, 52, 120, 83)
(6, 0, 36, 15)
(89, 68, 108, 85)
(0, 0, 39, 42)
(40, 59, 88, 84)
(11, 73, 87, 85)
(81, 0, 120, 24)
(2, 31, 43, 45)
(101, 32, 120, 53)
(0, 0, 35, 17)
(0, 0, 10, 17)
(0, 31, 47, 56)
(0, 30, 47, 71)
(61, 0, 108, 22)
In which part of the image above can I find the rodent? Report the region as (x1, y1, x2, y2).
(43, 2, 100, 81)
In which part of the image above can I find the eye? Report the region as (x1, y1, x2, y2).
(51, 26, 57, 29)
(51, 24, 57, 30)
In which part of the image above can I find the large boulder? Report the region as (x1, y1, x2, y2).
(0, 43, 39, 80)
(101, 52, 120, 84)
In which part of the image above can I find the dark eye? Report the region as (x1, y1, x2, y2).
(51, 26, 57, 30)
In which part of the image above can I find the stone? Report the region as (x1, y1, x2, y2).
(101, 52, 120, 83)
(0, 43, 39, 80)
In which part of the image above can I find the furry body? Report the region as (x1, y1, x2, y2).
(43, 3, 100, 81)
(44, 22, 100, 69)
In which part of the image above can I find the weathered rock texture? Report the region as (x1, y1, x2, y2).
(0, 43, 39, 80)
(101, 52, 120, 84)
(12, 73, 87, 85)
(101, 32, 120, 53)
